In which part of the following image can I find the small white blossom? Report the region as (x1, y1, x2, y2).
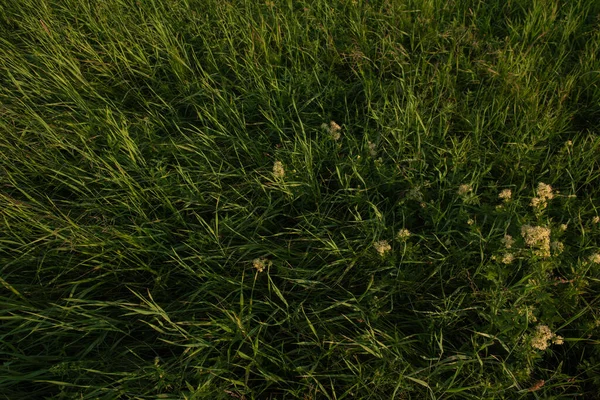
(273, 161, 285, 179)
(374, 240, 391, 256)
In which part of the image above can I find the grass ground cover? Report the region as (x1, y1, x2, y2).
(1, 0, 600, 398)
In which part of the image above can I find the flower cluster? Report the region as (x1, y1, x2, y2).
(368, 141, 377, 157)
(322, 120, 342, 141)
(531, 182, 554, 210)
(521, 225, 551, 258)
(273, 161, 285, 179)
(397, 229, 411, 240)
(498, 188, 512, 202)
(374, 240, 391, 256)
(530, 325, 563, 350)
(458, 184, 472, 197)
(501, 234, 514, 249)
(252, 258, 271, 273)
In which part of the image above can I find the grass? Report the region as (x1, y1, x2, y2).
(1, 0, 600, 398)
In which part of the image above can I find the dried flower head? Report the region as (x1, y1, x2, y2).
(528, 380, 545, 392)
(374, 240, 391, 256)
(531, 325, 562, 351)
(397, 229, 411, 240)
(501, 234, 514, 249)
(499, 189, 512, 202)
(273, 161, 285, 179)
(458, 184, 472, 196)
(521, 225, 551, 258)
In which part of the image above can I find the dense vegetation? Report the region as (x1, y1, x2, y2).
(1, 0, 600, 398)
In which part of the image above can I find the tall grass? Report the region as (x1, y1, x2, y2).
(1, 0, 600, 398)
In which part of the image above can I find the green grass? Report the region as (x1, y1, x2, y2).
(1, 0, 600, 398)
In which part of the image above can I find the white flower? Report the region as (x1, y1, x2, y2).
(499, 189, 512, 202)
(374, 240, 391, 256)
(502, 253, 514, 264)
(458, 184, 472, 196)
(368, 141, 377, 157)
(273, 161, 285, 178)
(397, 229, 411, 240)
(253, 258, 270, 273)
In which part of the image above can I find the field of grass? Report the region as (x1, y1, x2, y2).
(1, 0, 600, 398)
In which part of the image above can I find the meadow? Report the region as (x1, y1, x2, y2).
(1, 0, 600, 398)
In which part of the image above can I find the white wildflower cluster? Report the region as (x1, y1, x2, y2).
(498, 188, 512, 202)
(530, 325, 563, 351)
(501, 234, 514, 249)
(368, 141, 377, 157)
(252, 258, 271, 273)
(458, 184, 472, 197)
(531, 182, 554, 210)
(273, 161, 285, 179)
(550, 241, 564, 255)
(374, 240, 391, 256)
(322, 120, 342, 141)
(397, 229, 411, 240)
(521, 225, 551, 258)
